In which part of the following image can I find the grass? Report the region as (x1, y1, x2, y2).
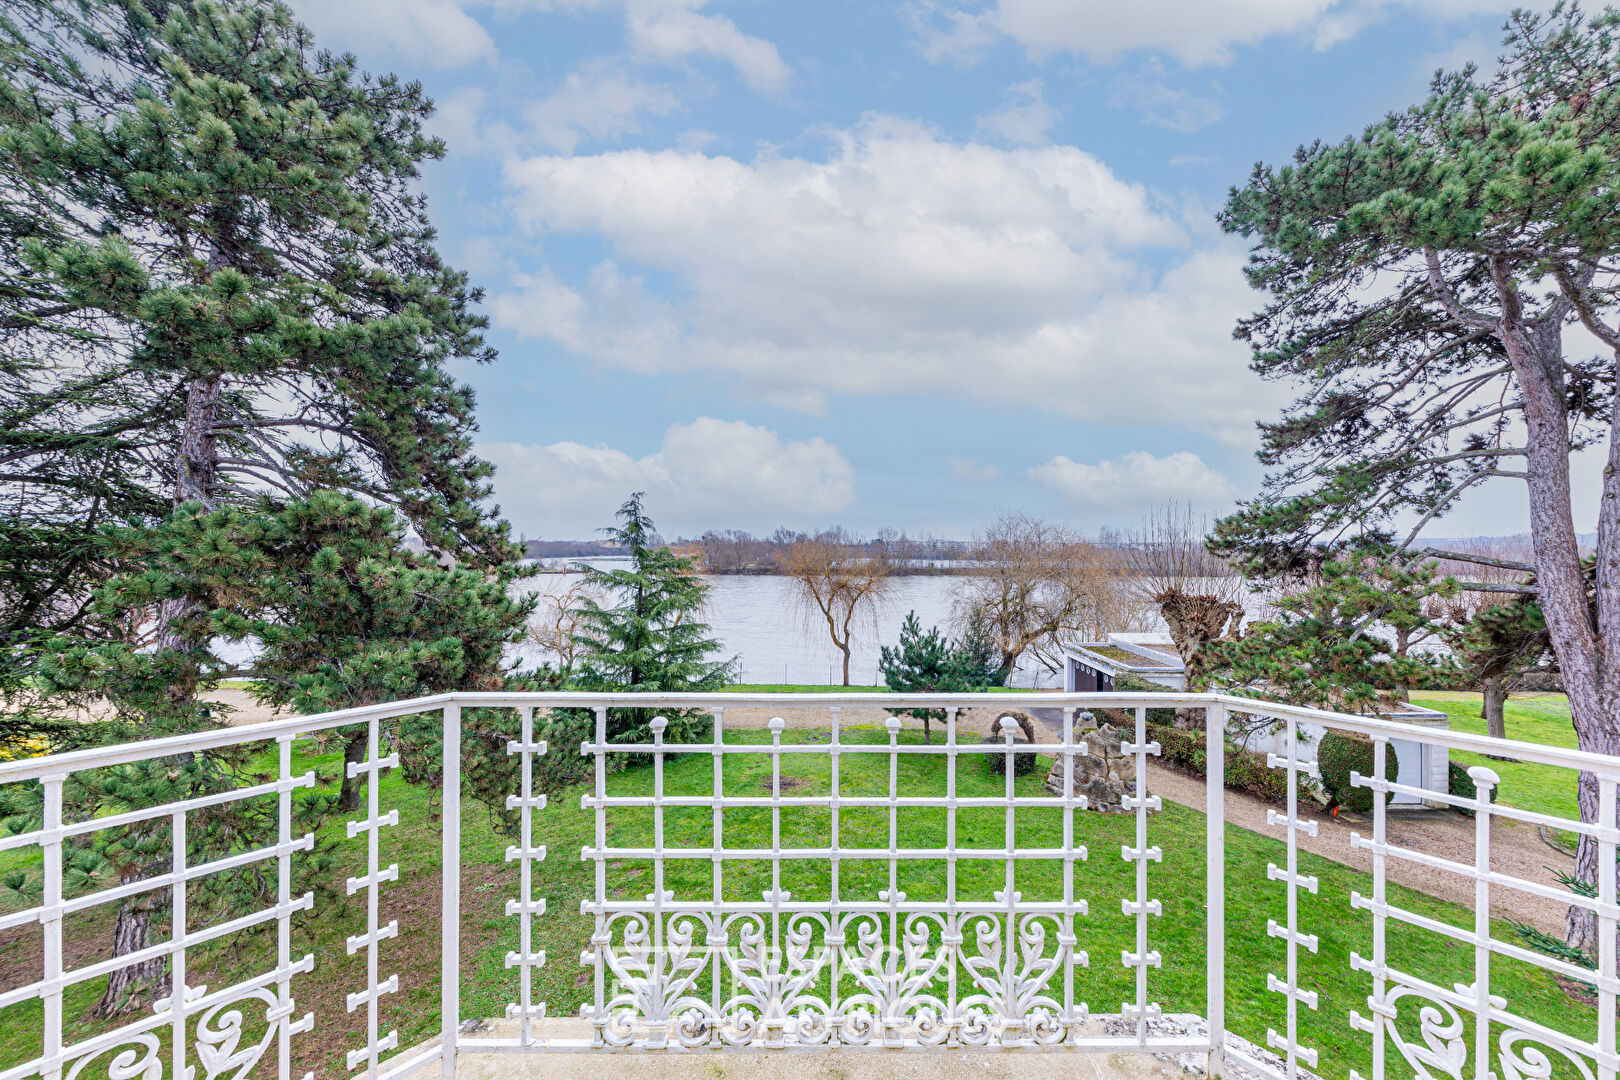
(0, 716, 1596, 1080)
(1409, 691, 1577, 822)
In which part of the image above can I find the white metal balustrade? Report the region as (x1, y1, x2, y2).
(0, 691, 1613, 1080)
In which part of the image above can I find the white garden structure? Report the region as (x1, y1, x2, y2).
(0, 691, 1613, 1080)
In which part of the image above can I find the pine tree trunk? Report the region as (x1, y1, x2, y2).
(175, 374, 222, 509)
(1494, 301, 1620, 958)
(1482, 677, 1507, 741)
(106, 371, 228, 987)
(94, 887, 169, 1017)
(340, 727, 369, 812)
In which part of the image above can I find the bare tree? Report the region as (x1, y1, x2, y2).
(1123, 503, 1245, 680)
(953, 514, 1150, 683)
(778, 531, 894, 685)
(525, 578, 605, 671)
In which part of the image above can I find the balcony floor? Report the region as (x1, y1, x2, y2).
(441, 1016, 1303, 1080)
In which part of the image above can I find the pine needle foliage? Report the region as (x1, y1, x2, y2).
(878, 611, 1003, 742)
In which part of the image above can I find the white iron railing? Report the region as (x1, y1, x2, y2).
(0, 691, 1613, 1080)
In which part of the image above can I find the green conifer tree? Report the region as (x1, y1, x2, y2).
(0, 0, 528, 1012)
(570, 493, 735, 746)
(878, 611, 1004, 742)
(1212, 3, 1620, 951)
(1201, 552, 1453, 710)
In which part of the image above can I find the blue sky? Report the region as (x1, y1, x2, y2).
(285, 0, 1552, 541)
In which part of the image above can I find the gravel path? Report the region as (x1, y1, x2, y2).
(713, 705, 1016, 739)
(1144, 759, 1574, 933)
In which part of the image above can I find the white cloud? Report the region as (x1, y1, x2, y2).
(291, 0, 788, 91)
(287, 0, 495, 67)
(949, 457, 1003, 485)
(912, 0, 1510, 68)
(1112, 62, 1225, 132)
(624, 2, 790, 93)
(423, 62, 682, 156)
(975, 79, 1060, 145)
(523, 61, 682, 152)
(479, 418, 856, 535)
(1029, 451, 1240, 513)
(1412, 32, 1501, 82)
(494, 119, 1279, 444)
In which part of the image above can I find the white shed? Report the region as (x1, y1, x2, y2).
(1061, 633, 1452, 807)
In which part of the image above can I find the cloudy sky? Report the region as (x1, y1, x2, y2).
(286, 0, 1544, 541)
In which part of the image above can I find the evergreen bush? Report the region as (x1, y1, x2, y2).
(1317, 732, 1390, 814)
(981, 737, 1042, 777)
(1448, 761, 1498, 817)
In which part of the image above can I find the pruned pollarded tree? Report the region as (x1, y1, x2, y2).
(953, 514, 1148, 684)
(1123, 503, 1246, 683)
(1213, 3, 1620, 955)
(779, 530, 894, 685)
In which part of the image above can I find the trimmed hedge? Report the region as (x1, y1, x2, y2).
(1148, 723, 1290, 804)
(1449, 760, 1497, 817)
(1107, 671, 1179, 727)
(1318, 732, 1388, 813)
(980, 738, 1042, 777)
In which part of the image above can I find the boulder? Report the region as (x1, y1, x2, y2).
(1044, 721, 1140, 813)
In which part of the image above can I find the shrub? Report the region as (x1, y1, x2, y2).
(981, 737, 1042, 777)
(1107, 672, 1178, 726)
(1449, 761, 1497, 817)
(1148, 723, 1289, 804)
(1317, 732, 1390, 814)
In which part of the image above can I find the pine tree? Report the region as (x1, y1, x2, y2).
(1443, 597, 1553, 741)
(1201, 553, 1451, 712)
(1, 0, 516, 674)
(45, 492, 536, 804)
(878, 611, 1004, 742)
(1213, 4, 1620, 953)
(0, 0, 527, 1011)
(570, 493, 735, 745)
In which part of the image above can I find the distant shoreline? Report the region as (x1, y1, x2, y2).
(522, 562, 984, 576)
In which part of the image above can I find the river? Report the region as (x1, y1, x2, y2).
(214, 559, 1261, 688)
(511, 560, 1271, 687)
(514, 564, 1007, 686)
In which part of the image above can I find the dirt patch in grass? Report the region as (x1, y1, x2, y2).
(0, 905, 120, 995)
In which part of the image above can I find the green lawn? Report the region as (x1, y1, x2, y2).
(1410, 692, 1577, 822)
(0, 716, 1596, 1080)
